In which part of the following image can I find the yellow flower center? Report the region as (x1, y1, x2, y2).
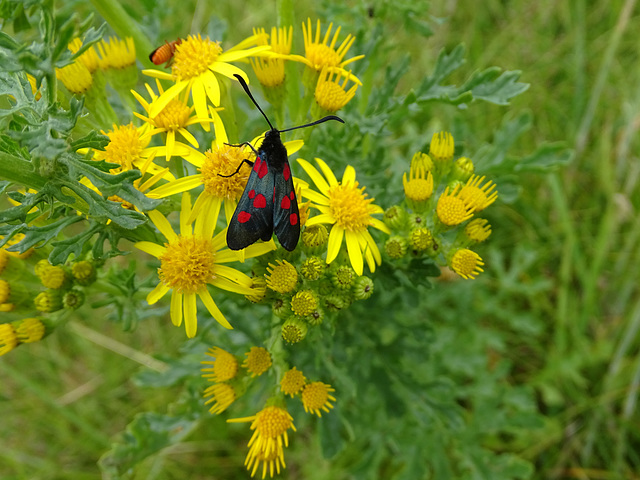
(328, 182, 375, 231)
(200, 144, 250, 201)
(97, 37, 136, 69)
(243, 346, 272, 377)
(72, 261, 95, 282)
(203, 383, 236, 415)
(301, 382, 336, 417)
(158, 235, 215, 294)
(436, 186, 474, 226)
(246, 277, 267, 303)
(451, 249, 484, 280)
(301, 224, 328, 248)
(154, 99, 192, 131)
(202, 346, 238, 382)
(290, 290, 317, 317)
(0, 323, 18, 355)
(97, 124, 146, 172)
(403, 176, 434, 203)
(281, 318, 308, 344)
(265, 260, 298, 293)
(254, 406, 294, 439)
(172, 34, 222, 81)
(280, 367, 307, 397)
(15, 318, 46, 343)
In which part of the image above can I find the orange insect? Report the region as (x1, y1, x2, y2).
(149, 38, 182, 68)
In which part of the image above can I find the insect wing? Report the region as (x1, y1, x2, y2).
(226, 155, 275, 250)
(273, 160, 300, 251)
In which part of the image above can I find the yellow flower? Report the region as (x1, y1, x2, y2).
(296, 19, 364, 74)
(280, 367, 307, 398)
(203, 383, 236, 415)
(403, 155, 434, 213)
(458, 175, 498, 212)
(290, 290, 317, 317)
(131, 80, 215, 160)
(56, 61, 92, 94)
(436, 185, 475, 226)
(96, 37, 136, 69)
(201, 346, 239, 382)
(250, 26, 293, 87)
(148, 125, 303, 227)
(143, 33, 274, 126)
(68, 37, 100, 73)
(265, 260, 298, 293)
(298, 158, 390, 275)
(301, 382, 336, 417)
(314, 66, 358, 113)
(450, 248, 484, 279)
(429, 131, 454, 162)
(464, 218, 492, 243)
(14, 318, 46, 343)
(243, 346, 272, 377)
(134, 193, 276, 338)
(228, 405, 296, 479)
(0, 323, 18, 356)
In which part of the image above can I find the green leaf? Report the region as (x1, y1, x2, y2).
(69, 131, 109, 152)
(515, 142, 574, 173)
(471, 70, 530, 105)
(98, 412, 199, 478)
(49, 223, 100, 264)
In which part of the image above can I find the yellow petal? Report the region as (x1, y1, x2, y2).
(183, 292, 198, 338)
(300, 189, 329, 206)
(213, 265, 253, 287)
(305, 213, 334, 226)
(149, 175, 203, 199)
(202, 69, 221, 106)
(142, 68, 174, 81)
(209, 62, 249, 83)
(218, 45, 271, 62)
(148, 210, 178, 242)
(170, 289, 183, 326)
(180, 192, 192, 237)
(297, 158, 330, 195)
(191, 78, 209, 126)
(316, 158, 339, 186)
(345, 230, 363, 275)
(149, 80, 187, 117)
(326, 225, 344, 263)
(370, 217, 391, 234)
(148, 282, 170, 304)
(210, 275, 254, 295)
(134, 241, 166, 258)
(198, 289, 233, 329)
(342, 165, 356, 185)
(178, 127, 199, 148)
(284, 139, 304, 156)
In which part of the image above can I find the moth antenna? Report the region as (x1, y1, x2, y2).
(279, 115, 344, 133)
(234, 74, 275, 131)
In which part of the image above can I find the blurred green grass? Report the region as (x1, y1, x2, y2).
(2, 0, 640, 479)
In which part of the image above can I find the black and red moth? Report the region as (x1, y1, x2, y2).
(222, 75, 343, 251)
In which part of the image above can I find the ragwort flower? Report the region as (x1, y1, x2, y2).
(143, 33, 274, 126)
(298, 158, 390, 275)
(296, 19, 364, 74)
(134, 193, 275, 337)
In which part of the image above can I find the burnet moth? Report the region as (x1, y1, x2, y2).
(221, 74, 344, 251)
(149, 38, 182, 68)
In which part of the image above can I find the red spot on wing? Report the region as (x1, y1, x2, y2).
(253, 157, 262, 173)
(248, 189, 256, 199)
(290, 213, 298, 225)
(273, 186, 276, 203)
(258, 160, 269, 179)
(283, 163, 291, 181)
(289, 191, 295, 200)
(238, 211, 252, 223)
(253, 194, 267, 209)
(281, 196, 291, 209)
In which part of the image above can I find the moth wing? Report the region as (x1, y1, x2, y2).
(273, 160, 300, 251)
(226, 156, 275, 250)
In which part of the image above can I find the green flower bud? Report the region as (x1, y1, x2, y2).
(63, 288, 85, 310)
(282, 317, 308, 344)
(353, 276, 374, 300)
(383, 205, 407, 230)
(330, 265, 356, 290)
(300, 256, 326, 281)
(384, 236, 408, 259)
(34, 290, 63, 313)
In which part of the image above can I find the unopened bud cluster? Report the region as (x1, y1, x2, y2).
(384, 131, 498, 280)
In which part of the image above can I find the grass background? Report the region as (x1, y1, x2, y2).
(2, 0, 640, 479)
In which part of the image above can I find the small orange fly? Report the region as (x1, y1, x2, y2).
(149, 38, 182, 68)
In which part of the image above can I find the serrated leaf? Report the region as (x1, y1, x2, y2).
(49, 223, 100, 264)
(471, 70, 530, 105)
(98, 412, 198, 478)
(6, 216, 83, 253)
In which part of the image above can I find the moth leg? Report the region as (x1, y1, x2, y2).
(225, 142, 260, 157)
(218, 159, 254, 178)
